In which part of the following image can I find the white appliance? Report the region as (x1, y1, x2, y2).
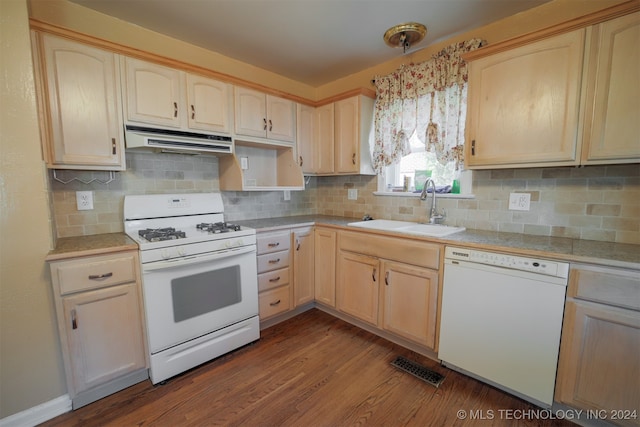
(124, 124, 233, 155)
(438, 246, 569, 408)
(124, 193, 259, 384)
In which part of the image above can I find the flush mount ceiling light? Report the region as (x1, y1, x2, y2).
(384, 22, 427, 53)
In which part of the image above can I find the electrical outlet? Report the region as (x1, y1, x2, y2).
(347, 189, 358, 200)
(283, 190, 291, 201)
(509, 193, 531, 211)
(76, 191, 94, 210)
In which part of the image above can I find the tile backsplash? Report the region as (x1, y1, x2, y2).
(50, 152, 639, 244)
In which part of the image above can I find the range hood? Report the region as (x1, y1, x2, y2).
(124, 125, 233, 155)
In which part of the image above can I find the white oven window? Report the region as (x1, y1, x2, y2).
(171, 265, 241, 322)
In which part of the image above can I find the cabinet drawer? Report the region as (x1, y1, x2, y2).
(569, 266, 640, 311)
(257, 250, 290, 273)
(338, 231, 440, 269)
(259, 286, 291, 319)
(257, 231, 291, 255)
(52, 252, 138, 295)
(258, 267, 290, 292)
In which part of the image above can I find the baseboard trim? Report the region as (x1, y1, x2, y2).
(0, 395, 71, 427)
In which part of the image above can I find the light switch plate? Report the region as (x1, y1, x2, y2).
(76, 191, 94, 210)
(240, 157, 249, 170)
(347, 189, 358, 200)
(283, 190, 291, 201)
(509, 193, 531, 211)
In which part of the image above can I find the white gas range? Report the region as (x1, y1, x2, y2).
(124, 193, 259, 384)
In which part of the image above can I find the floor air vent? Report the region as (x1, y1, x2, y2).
(391, 356, 445, 387)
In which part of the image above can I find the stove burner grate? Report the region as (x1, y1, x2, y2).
(138, 227, 186, 242)
(197, 222, 242, 234)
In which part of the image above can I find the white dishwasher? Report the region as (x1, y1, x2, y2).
(438, 246, 569, 408)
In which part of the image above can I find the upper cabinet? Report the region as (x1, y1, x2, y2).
(581, 12, 640, 164)
(234, 87, 295, 143)
(464, 29, 586, 169)
(121, 57, 232, 133)
(464, 10, 640, 169)
(33, 33, 125, 170)
(296, 95, 374, 176)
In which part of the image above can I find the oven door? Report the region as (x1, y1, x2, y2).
(141, 245, 258, 354)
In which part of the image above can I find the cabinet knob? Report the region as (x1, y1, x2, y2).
(71, 309, 78, 330)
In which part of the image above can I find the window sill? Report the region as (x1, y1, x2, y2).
(373, 191, 475, 199)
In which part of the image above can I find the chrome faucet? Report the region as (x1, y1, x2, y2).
(420, 178, 444, 224)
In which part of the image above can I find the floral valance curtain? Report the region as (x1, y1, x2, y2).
(371, 38, 483, 174)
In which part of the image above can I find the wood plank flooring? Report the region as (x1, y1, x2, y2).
(40, 309, 575, 427)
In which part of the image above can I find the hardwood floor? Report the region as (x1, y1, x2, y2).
(40, 309, 574, 427)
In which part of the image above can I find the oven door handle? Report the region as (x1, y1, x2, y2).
(142, 245, 256, 272)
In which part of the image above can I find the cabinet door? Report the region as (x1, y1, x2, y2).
(316, 103, 336, 174)
(582, 12, 640, 164)
(186, 74, 232, 133)
(123, 57, 184, 128)
(556, 300, 640, 425)
(296, 103, 316, 173)
(234, 87, 267, 138)
(62, 283, 146, 394)
(334, 97, 359, 173)
(293, 227, 315, 307)
(40, 34, 124, 169)
(314, 227, 336, 307)
(336, 250, 379, 326)
(465, 29, 585, 168)
(267, 95, 295, 142)
(381, 261, 439, 349)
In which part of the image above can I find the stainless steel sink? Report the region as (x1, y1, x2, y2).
(348, 219, 465, 237)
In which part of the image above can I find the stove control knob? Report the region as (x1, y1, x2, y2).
(177, 247, 187, 257)
(235, 239, 244, 247)
(225, 241, 232, 248)
(161, 249, 171, 260)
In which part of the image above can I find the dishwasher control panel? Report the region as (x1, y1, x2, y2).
(445, 247, 569, 278)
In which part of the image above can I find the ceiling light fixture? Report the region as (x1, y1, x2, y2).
(383, 22, 427, 53)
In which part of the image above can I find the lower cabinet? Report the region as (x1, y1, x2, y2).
(293, 227, 315, 307)
(555, 264, 640, 426)
(336, 230, 441, 351)
(314, 227, 337, 307)
(48, 250, 148, 409)
(256, 230, 292, 320)
(380, 260, 439, 349)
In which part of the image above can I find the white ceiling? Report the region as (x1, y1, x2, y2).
(69, 0, 551, 87)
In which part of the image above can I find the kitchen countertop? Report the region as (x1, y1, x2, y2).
(236, 215, 640, 269)
(46, 233, 138, 261)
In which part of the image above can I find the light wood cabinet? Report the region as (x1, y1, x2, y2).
(336, 250, 380, 326)
(293, 227, 315, 307)
(380, 260, 439, 350)
(556, 264, 640, 426)
(334, 96, 375, 174)
(581, 12, 640, 164)
(314, 227, 337, 307)
(296, 103, 335, 174)
(336, 230, 441, 349)
(234, 87, 295, 143)
(256, 231, 292, 320)
(464, 29, 586, 168)
(33, 33, 125, 170)
(48, 251, 148, 409)
(122, 57, 232, 133)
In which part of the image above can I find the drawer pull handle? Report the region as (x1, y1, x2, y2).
(372, 268, 377, 282)
(352, 153, 356, 165)
(263, 118, 267, 130)
(471, 140, 476, 156)
(269, 276, 281, 282)
(269, 119, 273, 131)
(71, 309, 78, 330)
(385, 271, 390, 286)
(296, 240, 300, 251)
(174, 102, 178, 118)
(88, 272, 113, 280)
(267, 242, 280, 248)
(268, 258, 281, 264)
(112, 138, 116, 155)
(299, 156, 303, 166)
(270, 299, 281, 306)
(191, 104, 195, 119)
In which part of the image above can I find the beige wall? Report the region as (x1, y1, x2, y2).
(0, 0, 66, 419)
